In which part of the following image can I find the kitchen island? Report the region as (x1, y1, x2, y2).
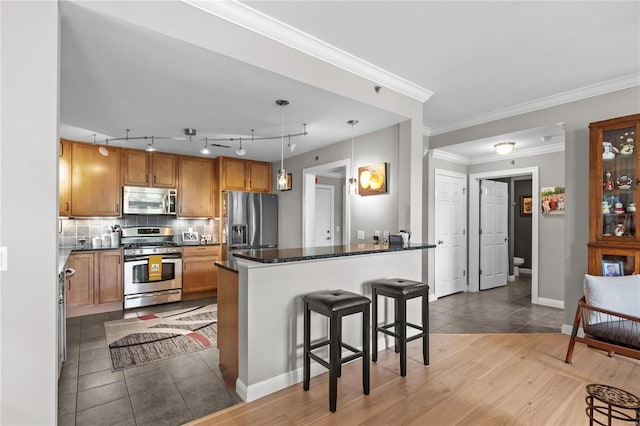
(219, 242, 434, 402)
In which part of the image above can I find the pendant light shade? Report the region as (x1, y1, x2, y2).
(276, 99, 290, 191)
(348, 120, 359, 195)
(200, 137, 211, 155)
(145, 135, 157, 152)
(236, 137, 246, 156)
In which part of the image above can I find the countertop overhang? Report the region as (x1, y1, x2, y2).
(233, 242, 435, 264)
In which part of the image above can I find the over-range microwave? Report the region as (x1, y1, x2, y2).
(123, 186, 177, 215)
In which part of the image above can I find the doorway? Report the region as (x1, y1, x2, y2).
(313, 184, 335, 246)
(469, 167, 540, 303)
(302, 159, 351, 247)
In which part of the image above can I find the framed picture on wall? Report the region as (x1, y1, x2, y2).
(520, 195, 533, 216)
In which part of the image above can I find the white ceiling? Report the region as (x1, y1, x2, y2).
(59, 1, 640, 162)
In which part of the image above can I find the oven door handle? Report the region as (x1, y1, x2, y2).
(125, 289, 182, 300)
(124, 255, 182, 264)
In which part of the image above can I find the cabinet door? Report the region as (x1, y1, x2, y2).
(178, 156, 213, 217)
(122, 149, 150, 187)
(247, 161, 272, 193)
(98, 250, 123, 304)
(183, 256, 217, 293)
(71, 142, 121, 216)
(591, 117, 640, 243)
(66, 253, 94, 308)
(151, 152, 178, 188)
(59, 139, 71, 216)
(221, 157, 247, 191)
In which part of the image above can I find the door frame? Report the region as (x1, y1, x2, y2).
(434, 168, 468, 297)
(302, 159, 351, 247)
(469, 167, 539, 304)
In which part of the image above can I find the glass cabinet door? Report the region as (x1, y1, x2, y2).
(600, 125, 638, 241)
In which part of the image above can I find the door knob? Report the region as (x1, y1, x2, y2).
(326, 237, 331, 240)
(437, 240, 444, 245)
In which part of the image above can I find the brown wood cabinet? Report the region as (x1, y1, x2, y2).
(70, 141, 121, 217)
(217, 265, 238, 385)
(59, 139, 72, 216)
(588, 113, 640, 275)
(182, 245, 220, 295)
(217, 156, 272, 193)
(122, 149, 177, 188)
(178, 156, 214, 217)
(66, 250, 123, 317)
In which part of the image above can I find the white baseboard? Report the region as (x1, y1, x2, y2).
(537, 297, 564, 309)
(519, 268, 532, 274)
(429, 293, 437, 302)
(561, 324, 584, 337)
(238, 336, 395, 402)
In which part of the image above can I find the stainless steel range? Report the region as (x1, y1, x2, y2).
(122, 226, 182, 309)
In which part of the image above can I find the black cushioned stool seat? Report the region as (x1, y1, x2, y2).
(303, 289, 371, 412)
(371, 278, 429, 377)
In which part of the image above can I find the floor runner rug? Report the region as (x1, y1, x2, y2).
(104, 304, 217, 371)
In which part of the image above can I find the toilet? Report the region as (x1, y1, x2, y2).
(513, 257, 525, 276)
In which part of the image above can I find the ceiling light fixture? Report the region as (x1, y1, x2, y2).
(200, 137, 211, 155)
(93, 133, 110, 157)
(347, 119, 359, 195)
(494, 142, 515, 155)
(288, 134, 296, 153)
(276, 99, 289, 191)
(146, 135, 157, 152)
(236, 133, 247, 156)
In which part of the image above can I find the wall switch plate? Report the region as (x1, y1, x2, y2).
(336, 226, 340, 232)
(0, 247, 7, 271)
(374, 230, 380, 238)
(357, 230, 365, 240)
(383, 230, 390, 238)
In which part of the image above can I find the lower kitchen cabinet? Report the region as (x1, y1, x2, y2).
(66, 250, 123, 318)
(182, 245, 219, 297)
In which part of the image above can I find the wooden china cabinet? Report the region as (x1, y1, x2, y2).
(588, 113, 640, 276)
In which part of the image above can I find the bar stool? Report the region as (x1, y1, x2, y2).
(303, 289, 371, 412)
(371, 278, 429, 377)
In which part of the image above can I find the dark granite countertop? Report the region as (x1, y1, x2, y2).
(233, 242, 435, 264)
(215, 260, 239, 272)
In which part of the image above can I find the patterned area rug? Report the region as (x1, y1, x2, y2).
(104, 304, 217, 371)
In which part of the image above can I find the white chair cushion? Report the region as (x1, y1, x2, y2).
(583, 274, 640, 324)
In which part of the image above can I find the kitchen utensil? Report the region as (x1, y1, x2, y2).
(92, 237, 102, 248)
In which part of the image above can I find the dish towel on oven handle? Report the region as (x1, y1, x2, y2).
(148, 255, 163, 281)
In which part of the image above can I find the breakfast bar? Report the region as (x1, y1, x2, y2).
(218, 242, 434, 402)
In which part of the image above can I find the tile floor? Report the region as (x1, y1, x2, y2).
(58, 275, 564, 425)
(58, 297, 242, 426)
(429, 274, 565, 334)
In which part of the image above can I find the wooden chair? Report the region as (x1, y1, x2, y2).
(565, 296, 640, 363)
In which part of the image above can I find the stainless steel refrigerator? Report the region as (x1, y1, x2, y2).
(224, 191, 278, 257)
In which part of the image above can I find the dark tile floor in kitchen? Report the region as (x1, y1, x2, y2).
(58, 297, 242, 426)
(429, 274, 566, 334)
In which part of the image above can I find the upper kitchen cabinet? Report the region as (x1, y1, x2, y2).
(588, 113, 640, 275)
(178, 156, 214, 217)
(59, 139, 71, 216)
(122, 149, 177, 188)
(216, 156, 272, 193)
(70, 141, 121, 217)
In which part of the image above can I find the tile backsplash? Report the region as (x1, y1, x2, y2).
(59, 215, 219, 247)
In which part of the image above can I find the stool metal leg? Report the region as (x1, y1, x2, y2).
(422, 289, 429, 366)
(394, 298, 400, 353)
(372, 288, 378, 363)
(337, 316, 342, 378)
(329, 311, 340, 412)
(398, 296, 407, 377)
(303, 301, 311, 391)
(363, 304, 370, 395)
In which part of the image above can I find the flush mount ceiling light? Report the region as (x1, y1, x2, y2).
(347, 119, 359, 195)
(494, 142, 515, 155)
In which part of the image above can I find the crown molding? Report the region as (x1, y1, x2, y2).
(431, 142, 565, 166)
(184, 0, 433, 103)
(423, 125, 432, 137)
(429, 73, 640, 136)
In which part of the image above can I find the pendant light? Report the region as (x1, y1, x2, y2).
(236, 136, 246, 156)
(347, 120, 359, 195)
(146, 135, 157, 152)
(200, 138, 211, 155)
(276, 99, 289, 191)
(288, 134, 296, 153)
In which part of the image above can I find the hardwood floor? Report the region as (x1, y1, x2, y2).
(187, 334, 640, 425)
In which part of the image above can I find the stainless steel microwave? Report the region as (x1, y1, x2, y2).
(123, 186, 177, 215)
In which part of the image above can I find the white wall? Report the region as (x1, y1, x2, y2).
(275, 124, 401, 248)
(1, 2, 59, 424)
(428, 87, 640, 325)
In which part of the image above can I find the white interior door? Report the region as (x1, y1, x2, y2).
(480, 179, 509, 290)
(435, 170, 468, 298)
(314, 184, 334, 246)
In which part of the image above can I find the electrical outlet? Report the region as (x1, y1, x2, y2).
(383, 230, 390, 238)
(357, 230, 365, 240)
(374, 230, 380, 238)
